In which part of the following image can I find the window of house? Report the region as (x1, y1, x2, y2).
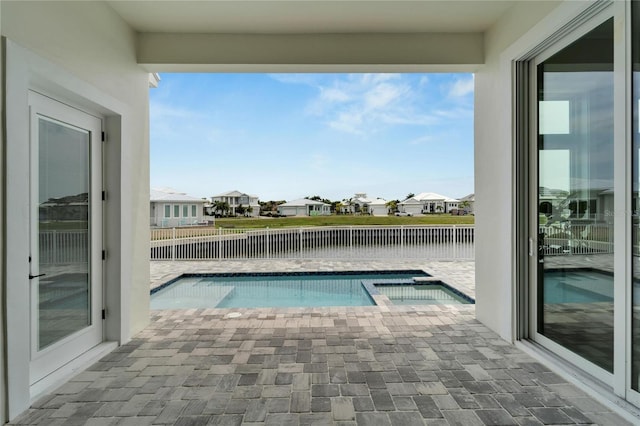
(164, 205, 171, 218)
(192, 205, 197, 217)
(174, 205, 180, 217)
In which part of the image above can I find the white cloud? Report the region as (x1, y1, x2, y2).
(307, 74, 421, 135)
(273, 73, 472, 137)
(268, 73, 322, 86)
(434, 107, 473, 119)
(408, 134, 435, 145)
(329, 110, 365, 135)
(359, 73, 401, 85)
(448, 75, 475, 98)
(320, 87, 351, 103)
(364, 83, 407, 109)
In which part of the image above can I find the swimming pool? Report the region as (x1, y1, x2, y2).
(374, 283, 473, 305)
(150, 271, 431, 309)
(543, 269, 613, 304)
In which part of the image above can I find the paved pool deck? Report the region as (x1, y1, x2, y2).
(10, 260, 635, 425)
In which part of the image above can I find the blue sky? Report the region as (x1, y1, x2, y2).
(150, 73, 474, 202)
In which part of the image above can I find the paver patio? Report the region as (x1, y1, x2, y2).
(10, 260, 635, 425)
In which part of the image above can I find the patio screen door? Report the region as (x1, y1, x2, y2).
(29, 92, 103, 384)
(530, 15, 615, 383)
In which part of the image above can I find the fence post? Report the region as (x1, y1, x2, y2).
(453, 225, 457, 259)
(350, 226, 353, 257)
(218, 228, 222, 260)
(52, 230, 58, 264)
(299, 228, 303, 259)
(171, 228, 176, 261)
(266, 227, 270, 259)
(400, 226, 404, 257)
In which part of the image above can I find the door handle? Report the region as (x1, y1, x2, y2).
(29, 273, 46, 280)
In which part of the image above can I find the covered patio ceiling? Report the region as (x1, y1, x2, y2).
(107, 1, 517, 34)
(106, 0, 543, 72)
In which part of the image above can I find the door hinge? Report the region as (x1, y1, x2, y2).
(101, 131, 106, 142)
(102, 309, 106, 320)
(102, 250, 106, 260)
(102, 191, 106, 201)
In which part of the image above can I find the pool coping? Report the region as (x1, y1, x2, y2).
(151, 269, 475, 308)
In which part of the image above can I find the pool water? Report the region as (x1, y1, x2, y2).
(151, 271, 429, 309)
(375, 283, 473, 305)
(543, 269, 613, 304)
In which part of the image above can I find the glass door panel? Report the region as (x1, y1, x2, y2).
(536, 19, 614, 372)
(37, 117, 91, 350)
(29, 91, 102, 385)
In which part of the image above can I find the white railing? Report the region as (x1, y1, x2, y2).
(150, 225, 475, 261)
(39, 230, 88, 264)
(539, 223, 614, 256)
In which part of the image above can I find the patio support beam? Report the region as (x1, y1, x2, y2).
(137, 32, 484, 72)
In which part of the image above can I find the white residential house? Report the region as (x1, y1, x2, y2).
(368, 198, 389, 216)
(3, 1, 640, 422)
(278, 198, 331, 217)
(343, 192, 371, 214)
(211, 190, 260, 217)
(150, 188, 206, 227)
(398, 192, 460, 215)
(397, 197, 422, 216)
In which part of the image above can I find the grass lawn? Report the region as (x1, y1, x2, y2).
(212, 214, 474, 229)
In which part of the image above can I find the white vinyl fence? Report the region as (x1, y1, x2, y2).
(538, 223, 615, 256)
(39, 230, 88, 264)
(150, 225, 475, 261)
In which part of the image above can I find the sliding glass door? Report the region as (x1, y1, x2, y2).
(531, 16, 615, 379)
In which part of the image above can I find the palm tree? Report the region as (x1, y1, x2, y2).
(334, 201, 344, 214)
(385, 200, 398, 215)
(213, 200, 230, 217)
(459, 200, 470, 214)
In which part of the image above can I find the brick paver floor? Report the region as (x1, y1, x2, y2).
(10, 260, 635, 425)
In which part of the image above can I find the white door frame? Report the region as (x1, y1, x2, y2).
(27, 91, 104, 385)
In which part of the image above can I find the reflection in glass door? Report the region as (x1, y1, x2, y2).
(36, 117, 91, 349)
(29, 92, 103, 384)
(535, 19, 614, 373)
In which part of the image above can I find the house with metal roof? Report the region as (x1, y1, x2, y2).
(369, 198, 390, 216)
(278, 198, 331, 217)
(342, 193, 372, 214)
(150, 188, 206, 227)
(398, 192, 460, 215)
